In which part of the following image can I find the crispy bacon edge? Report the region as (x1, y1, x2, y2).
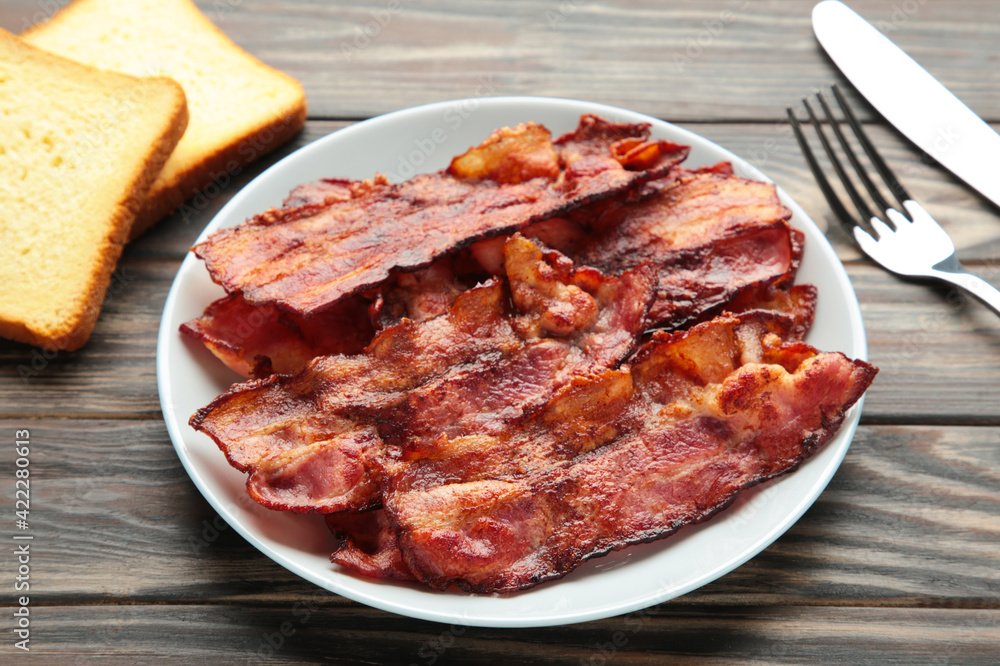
(190, 236, 656, 515)
(332, 313, 876, 592)
(191, 115, 689, 318)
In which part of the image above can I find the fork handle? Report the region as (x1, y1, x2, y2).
(930, 257, 1000, 317)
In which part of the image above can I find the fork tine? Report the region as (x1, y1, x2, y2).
(787, 106, 858, 232)
(788, 96, 878, 238)
(831, 84, 912, 210)
(815, 91, 896, 224)
(800, 96, 878, 228)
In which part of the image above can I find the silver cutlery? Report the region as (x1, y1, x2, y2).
(813, 0, 1000, 211)
(788, 86, 1000, 316)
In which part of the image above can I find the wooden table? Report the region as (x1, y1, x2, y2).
(2, 1, 998, 662)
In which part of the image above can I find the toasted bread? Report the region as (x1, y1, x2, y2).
(0, 29, 188, 350)
(23, 0, 307, 239)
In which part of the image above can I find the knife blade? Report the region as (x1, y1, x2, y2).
(812, 0, 1000, 209)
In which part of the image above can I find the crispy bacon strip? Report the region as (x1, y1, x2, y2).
(180, 257, 478, 378)
(282, 178, 354, 208)
(584, 169, 792, 246)
(326, 510, 415, 581)
(192, 236, 654, 513)
(718, 283, 818, 340)
(574, 169, 803, 330)
(192, 115, 689, 316)
(378, 313, 876, 592)
(180, 293, 375, 377)
(645, 222, 804, 328)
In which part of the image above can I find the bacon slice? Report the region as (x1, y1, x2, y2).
(192, 115, 689, 317)
(191, 236, 654, 513)
(717, 283, 818, 340)
(376, 313, 876, 592)
(584, 168, 792, 247)
(652, 222, 804, 327)
(179, 293, 375, 377)
(574, 169, 802, 330)
(326, 510, 415, 581)
(282, 178, 354, 208)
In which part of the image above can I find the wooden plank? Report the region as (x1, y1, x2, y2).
(0, 261, 175, 418)
(3, 1, 999, 123)
(185, 0, 1000, 123)
(856, 266, 1000, 424)
(8, 605, 999, 663)
(4, 420, 996, 606)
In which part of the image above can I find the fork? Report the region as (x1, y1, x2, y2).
(788, 85, 1000, 316)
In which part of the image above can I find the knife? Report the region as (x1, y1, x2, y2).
(812, 0, 1000, 209)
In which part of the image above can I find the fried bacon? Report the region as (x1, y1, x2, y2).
(574, 169, 801, 330)
(182, 132, 807, 378)
(630, 221, 802, 329)
(192, 115, 688, 317)
(179, 293, 375, 377)
(718, 283, 818, 340)
(584, 168, 792, 246)
(191, 236, 654, 513)
(183, 114, 878, 595)
(375, 313, 876, 592)
(326, 509, 415, 581)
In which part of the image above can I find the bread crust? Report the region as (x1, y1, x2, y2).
(0, 30, 188, 351)
(23, 0, 307, 240)
(130, 102, 307, 239)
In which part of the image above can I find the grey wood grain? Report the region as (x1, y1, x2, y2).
(10, 606, 1000, 663)
(198, 0, 1000, 123)
(3, 1, 999, 124)
(3, 421, 996, 606)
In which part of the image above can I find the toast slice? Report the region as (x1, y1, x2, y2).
(23, 0, 307, 239)
(0, 29, 188, 351)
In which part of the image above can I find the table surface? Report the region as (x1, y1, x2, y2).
(2, 1, 998, 663)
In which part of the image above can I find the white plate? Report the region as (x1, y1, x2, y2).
(157, 96, 868, 628)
